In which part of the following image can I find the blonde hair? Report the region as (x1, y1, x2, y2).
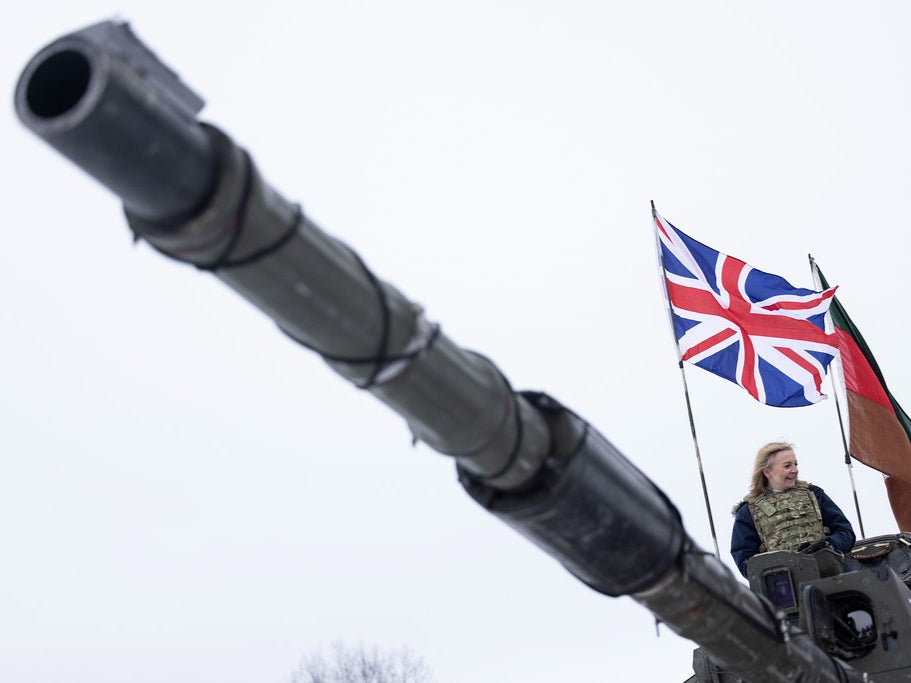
(732, 441, 794, 513)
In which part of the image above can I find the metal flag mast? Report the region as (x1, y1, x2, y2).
(652, 201, 720, 559)
(808, 253, 866, 538)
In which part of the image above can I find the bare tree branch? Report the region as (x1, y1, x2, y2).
(291, 642, 437, 683)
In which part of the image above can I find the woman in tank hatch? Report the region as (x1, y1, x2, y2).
(730, 441, 856, 578)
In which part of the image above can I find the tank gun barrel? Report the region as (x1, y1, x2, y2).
(15, 21, 867, 683)
(14, 21, 217, 224)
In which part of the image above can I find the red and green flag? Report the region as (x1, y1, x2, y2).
(815, 263, 911, 531)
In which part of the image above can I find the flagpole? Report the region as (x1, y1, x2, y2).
(808, 253, 866, 538)
(653, 201, 721, 559)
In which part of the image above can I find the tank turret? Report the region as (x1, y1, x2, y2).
(15, 19, 911, 682)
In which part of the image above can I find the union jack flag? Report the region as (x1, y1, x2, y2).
(655, 209, 839, 407)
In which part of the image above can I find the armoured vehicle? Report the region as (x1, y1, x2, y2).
(14, 20, 911, 682)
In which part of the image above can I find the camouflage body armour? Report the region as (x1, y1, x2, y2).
(748, 481, 827, 553)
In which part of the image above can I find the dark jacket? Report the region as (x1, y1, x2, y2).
(730, 484, 856, 577)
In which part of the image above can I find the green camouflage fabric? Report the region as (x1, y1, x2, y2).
(748, 481, 827, 553)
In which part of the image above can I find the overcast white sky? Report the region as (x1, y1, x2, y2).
(3, 2, 911, 682)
